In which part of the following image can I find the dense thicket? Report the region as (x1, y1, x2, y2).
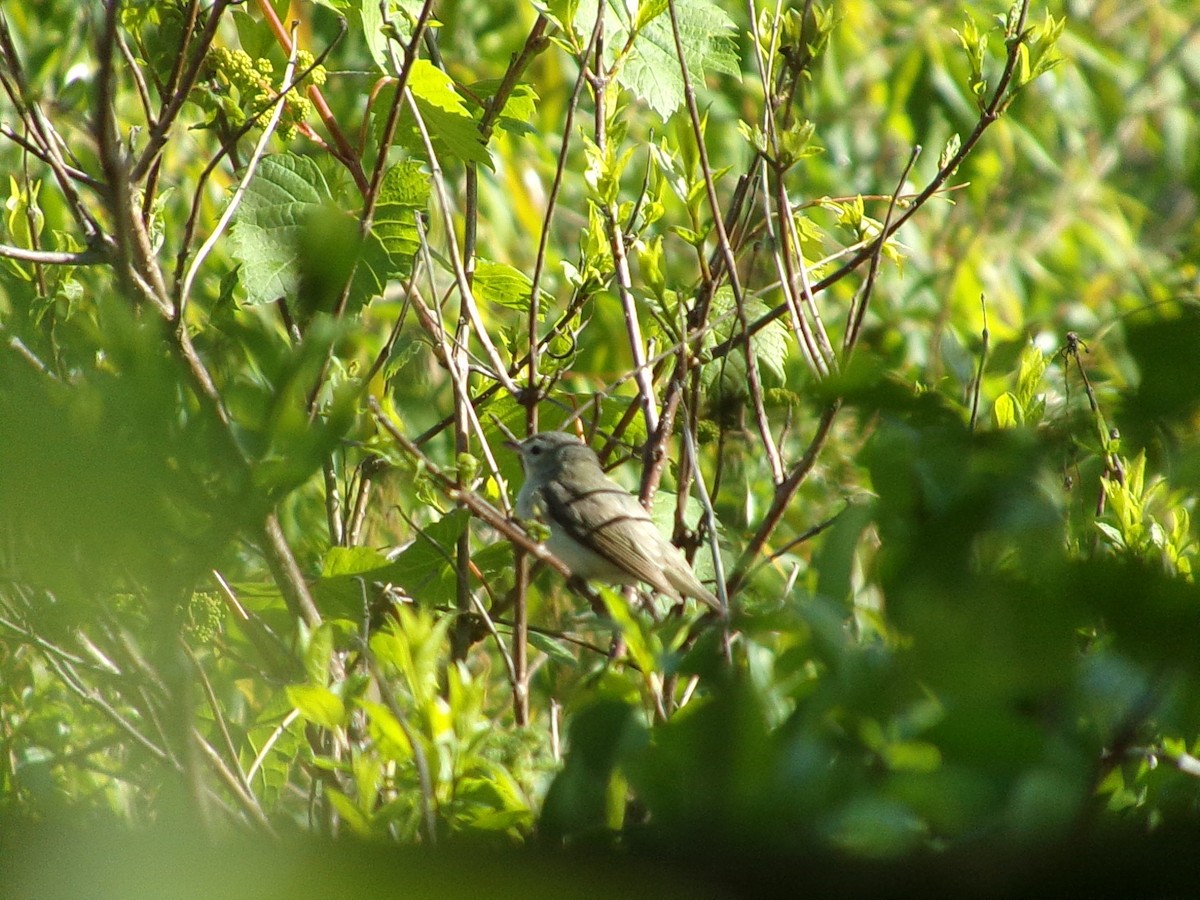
(2, 1, 1198, 894)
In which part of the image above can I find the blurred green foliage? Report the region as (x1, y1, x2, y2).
(2, 0, 1200, 890)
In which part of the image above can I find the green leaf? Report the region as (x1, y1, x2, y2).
(467, 80, 539, 136)
(375, 509, 470, 604)
(302, 621, 336, 686)
(361, 700, 416, 763)
(601, 588, 660, 675)
(992, 391, 1019, 428)
(326, 788, 373, 836)
(227, 154, 403, 316)
(1015, 345, 1047, 409)
(360, 0, 388, 71)
(322, 546, 392, 577)
(230, 154, 334, 306)
(634, 0, 669, 32)
(701, 287, 790, 411)
(472, 259, 541, 313)
(286, 683, 346, 729)
(360, 161, 429, 293)
(408, 60, 491, 167)
(528, 630, 578, 667)
(613, 0, 739, 117)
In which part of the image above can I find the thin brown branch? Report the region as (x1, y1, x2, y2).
(726, 401, 840, 596)
(253, 0, 368, 195)
(130, 0, 234, 183)
(0, 12, 103, 239)
(263, 514, 324, 629)
(403, 89, 519, 396)
(666, 0, 781, 482)
(843, 143, 922, 355)
(969, 294, 990, 432)
(361, 0, 436, 246)
(368, 396, 573, 580)
(718, 0, 1038, 361)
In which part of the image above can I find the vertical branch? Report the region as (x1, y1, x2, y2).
(591, 14, 659, 440)
(843, 144, 921, 356)
(772, 169, 835, 374)
(606, 205, 661, 438)
(666, 0, 782, 483)
(130, 0, 235, 183)
(95, 1, 170, 313)
(969, 294, 990, 432)
(451, 309, 474, 663)
(510, 13, 601, 727)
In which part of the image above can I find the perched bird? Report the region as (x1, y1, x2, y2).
(512, 431, 721, 612)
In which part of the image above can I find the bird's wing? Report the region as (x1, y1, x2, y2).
(538, 476, 684, 599)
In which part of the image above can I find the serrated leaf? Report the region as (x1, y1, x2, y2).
(230, 154, 334, 305)
(613, 0, 739, 117)
(939, 132, 961, 171)
(635, 0, 669, 31)
(701, 287, 790, 406)
(409, 60, 492, 166)
(230, 153, 412, 314)
(473, 259, 542, 313)
(360, 161, 428, 292)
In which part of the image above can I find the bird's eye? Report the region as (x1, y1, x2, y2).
(530, 445, 542, 455)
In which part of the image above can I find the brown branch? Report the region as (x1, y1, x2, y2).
(254, 0, 368, 195)
(368, 397, 573, 580)
(0, 12, 103, 240)
(726, 401, 840, 596)
(843, 143, 922, 355)
(716, 0, 1038, 362)
(130, 0, 234, 183)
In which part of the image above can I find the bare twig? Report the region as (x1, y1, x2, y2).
(402, 92, 519, 395)
(718, 0, 1039, 361)
(130, 0, 235, 183)
(843, 144, 922, 355)
(969, 294, 990, 432)
(667, 0, 782, 481)
(0, 243, 105, 265)
(177, 22, 301, 317)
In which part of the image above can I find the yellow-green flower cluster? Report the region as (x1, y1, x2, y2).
(199, 46, 327, 141)
(185, 591, 225, 643)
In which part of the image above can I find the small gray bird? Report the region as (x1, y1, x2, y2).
(512, 431, 721, 611)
